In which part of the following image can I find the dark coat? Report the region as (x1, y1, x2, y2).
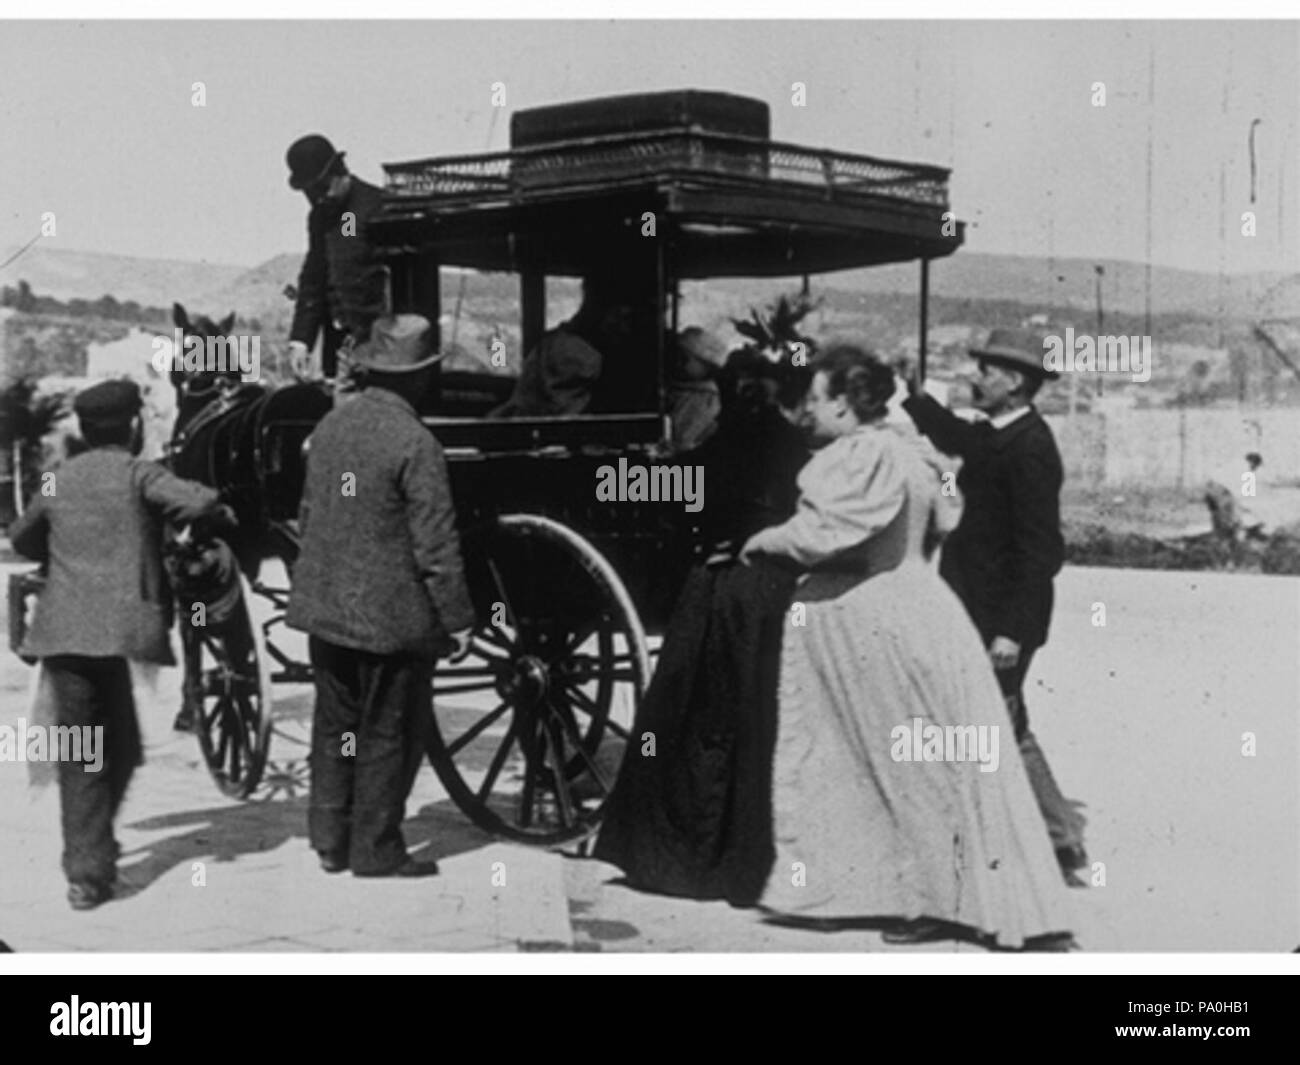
(592, 408, 808, 904)
(289, 177, 389, 349)
(285, 387, 475, 658)
(903, 393, 1064, 650)
(491, 326, 602, 418)
(9, 448, 222, 663)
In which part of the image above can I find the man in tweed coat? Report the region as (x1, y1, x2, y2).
(287, 314, 475, 877)
(9, 379, 231, 910)
(904, 327, 1088, 885)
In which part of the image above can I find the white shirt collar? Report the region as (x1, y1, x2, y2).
(988, 405, 1032, 431)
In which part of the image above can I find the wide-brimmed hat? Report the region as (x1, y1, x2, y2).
(351, 315, 443, 374)
(286, 134, 345, 191)
(969, 327, 1060, 381)
(74, 378, 143, 427)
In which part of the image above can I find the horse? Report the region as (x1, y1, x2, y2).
(169, 302, 246, 443)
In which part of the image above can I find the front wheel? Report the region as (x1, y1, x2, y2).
(426, 514, 650, 847)
(180, 570, 274, 799)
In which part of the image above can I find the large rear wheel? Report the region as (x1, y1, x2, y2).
(426, 514, 650, 846)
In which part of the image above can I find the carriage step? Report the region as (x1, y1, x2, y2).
(271, 666, 314, 684)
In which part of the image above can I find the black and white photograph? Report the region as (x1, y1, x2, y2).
(0, 10, 1296, 973)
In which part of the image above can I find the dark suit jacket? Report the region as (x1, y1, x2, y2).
(286, 387, 475, 658)
(903, 393, 1064, 650)
(9, 448, 222, 663)
(491, 326, 602, 418)
(289, 177, 389, 351)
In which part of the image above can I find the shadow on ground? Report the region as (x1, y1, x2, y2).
(116, 795, 495, 897)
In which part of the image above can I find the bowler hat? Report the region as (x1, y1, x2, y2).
(286, 134, 345, 190)
(74, 379, 142, 426)
(351, 315, 443, 374)
(969, 327, 1060, 381)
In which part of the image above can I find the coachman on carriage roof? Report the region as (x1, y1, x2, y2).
(285, 133, 389, 380)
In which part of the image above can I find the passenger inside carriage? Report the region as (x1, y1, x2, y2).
(487, 274, 658, 418)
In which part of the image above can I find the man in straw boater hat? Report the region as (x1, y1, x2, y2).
(287, 314, 475, 877)
(284, 133, 389, 382)
(903, 326, 1089, 887)
(9, 379, 234, 909)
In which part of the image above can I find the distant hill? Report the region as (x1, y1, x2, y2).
(4, 244, 1298, 405)
(0, 245, 246, 309)
(5, 244, 1295, 339)
(812, 255, 1295, 321)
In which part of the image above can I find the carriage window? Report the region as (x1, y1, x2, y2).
(437, 269, 522, 376)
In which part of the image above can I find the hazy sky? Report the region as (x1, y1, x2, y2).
(1, 19, 1296, 274)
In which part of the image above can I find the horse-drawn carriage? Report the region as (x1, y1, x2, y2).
(167, 90, 963, 847)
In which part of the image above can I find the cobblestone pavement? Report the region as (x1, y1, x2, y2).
(1, 554, 1296, 954)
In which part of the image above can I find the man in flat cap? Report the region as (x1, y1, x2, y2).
(287, 314, 475, 877)
(904, 327, 1089, 886)
(9, 379, 234, 910)
(285, 134, 389, 382)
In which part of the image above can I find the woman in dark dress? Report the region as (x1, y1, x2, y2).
(592, 350, 810, 906)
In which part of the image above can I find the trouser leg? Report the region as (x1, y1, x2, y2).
(307, 637, 360, 861)
(103, 661, 141, 818)
(45, 656, 136, 887)
(996, 648, 1087, 852)
(348, 653, 432, 875)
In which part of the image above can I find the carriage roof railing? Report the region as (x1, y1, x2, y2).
(382, 128, 953, 210)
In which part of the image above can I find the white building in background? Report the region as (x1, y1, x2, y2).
(83, 329, 176, 460)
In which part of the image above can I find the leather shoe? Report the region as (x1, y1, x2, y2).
(318, 852, 348, 874)
(881, 918, 958, 945)
(390, 858, 440, 878)
(67, 881, 112, 911)
(1056, 844, 1090, 887)
(354, 857, 440, 878)
(1021, 933, 1080, 952)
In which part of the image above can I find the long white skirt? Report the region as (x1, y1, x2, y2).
(759, 560, 1074, 947)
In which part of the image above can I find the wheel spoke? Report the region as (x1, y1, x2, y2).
(236, 692, 259, 757)
(567, 650, 642, 665)
(561, 683, 631, 740)
(486, 558, 518, 632)
(518, 715, 540, 828)
(215, 704, 232, 768)
(475, 626, 517, 654)
(472, 640, 510, 659)
(202, 693, 226, 732)
(230, 715, 243, 780)
(543, 719, 575, 828)
(563, 667, 639, 684)
(446, 702, 510, 756)
(559, 620, 601, 658)
(548, 698, 612, 794)
(476, 714, 519, 801)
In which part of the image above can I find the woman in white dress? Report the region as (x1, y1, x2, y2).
(742, 344, 1075, 949)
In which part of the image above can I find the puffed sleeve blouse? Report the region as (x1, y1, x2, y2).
(742, 423, 906, 569)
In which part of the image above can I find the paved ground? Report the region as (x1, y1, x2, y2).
(1, 554, 1296, 953)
